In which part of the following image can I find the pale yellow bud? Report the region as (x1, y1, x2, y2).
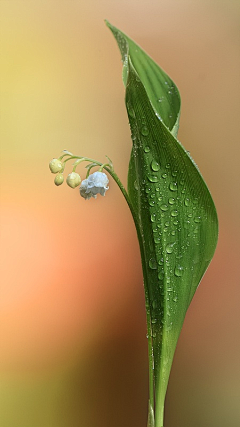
(66, 172, 81, 188)
(49, 158, 63, 173)
(54, 173, 64, 186)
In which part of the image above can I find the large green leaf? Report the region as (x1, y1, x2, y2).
(106, 21, 218, 427)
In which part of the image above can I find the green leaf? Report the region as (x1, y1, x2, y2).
(106, 21, 218, 427)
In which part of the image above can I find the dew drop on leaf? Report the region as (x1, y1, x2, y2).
(141, 126, 149, 136)
(166, 244, 174, 254)
(169, 182, 178, 191)
(151, 160, 160, 171)
(171, 210, 178, 217)
(127, 104, 135, 118)
(151, 214, 156, 222)
(168, 197, 175, 205)
(160, 204, 168, 211)
(174, 266, 184, 277)
(152, 299, 158, 309)
(149, 258, 157, 270)
(148, 175, 158, 183)
(158, 272, 164, 280)
(144, 146, 150, 153)
(194, 216, 201, 223)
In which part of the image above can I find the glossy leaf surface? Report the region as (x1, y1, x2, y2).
(106, 21, 218, 427)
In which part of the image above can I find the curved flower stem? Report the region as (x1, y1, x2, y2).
(104, 167, 155, 424)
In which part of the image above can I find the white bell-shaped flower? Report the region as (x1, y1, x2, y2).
(80, 171, 109, 199)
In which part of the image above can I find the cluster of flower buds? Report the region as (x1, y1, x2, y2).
(49, 150, 111, 200)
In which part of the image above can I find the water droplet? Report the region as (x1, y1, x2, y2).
(169, 182, 178, 191)
(151, 318, 157, 324)
(141, 126, 149, 136)
(127, 104, 135, 118)
(160, 204, 168, 211)
(161, 173, 167, 179)
(168, 197, 175, 205)
(134, 180, 139, 190)
(194, 216, 201, 223)
(150, 214, 156, 223)
(144, 146, 150, 153)
(165, 221, 170, 227)
(172, 295, 178, 302)
(151, 160, 160, 171)
(148, 175, 158, 183)
(166, 243, 174, 254)
(172, 170, 178, 177)
(174, 266, 184, 277)
(149, 200, 155, 207)
(154, 236, 161, 244)
(171, 210, 178, 217)
(149, 258, 157, 270)
(158, 272, 164, 280)
(152, 299, 158, 309)
(184, 198, 190, 206)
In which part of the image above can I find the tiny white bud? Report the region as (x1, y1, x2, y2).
(66, 172, 81, 189)
(54, 173, 64, 186)
(49, 158, 63, 174)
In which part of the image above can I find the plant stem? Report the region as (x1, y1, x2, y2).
(105, 167, 155, 425)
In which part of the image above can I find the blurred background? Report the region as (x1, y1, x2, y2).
(0, 1, 239, 426)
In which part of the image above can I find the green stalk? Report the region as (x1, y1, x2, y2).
(105, 167, 156, 425)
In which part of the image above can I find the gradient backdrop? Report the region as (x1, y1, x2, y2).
(0, 1, 239, 426)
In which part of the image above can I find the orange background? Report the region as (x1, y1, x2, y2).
(0, 1, 239, 426)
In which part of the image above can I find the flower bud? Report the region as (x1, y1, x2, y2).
(49, 158, 63, 173)
(54, 173, 64, 186)
(66, 172, 81, 188)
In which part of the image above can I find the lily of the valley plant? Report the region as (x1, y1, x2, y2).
(49, 22, 218, 427)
